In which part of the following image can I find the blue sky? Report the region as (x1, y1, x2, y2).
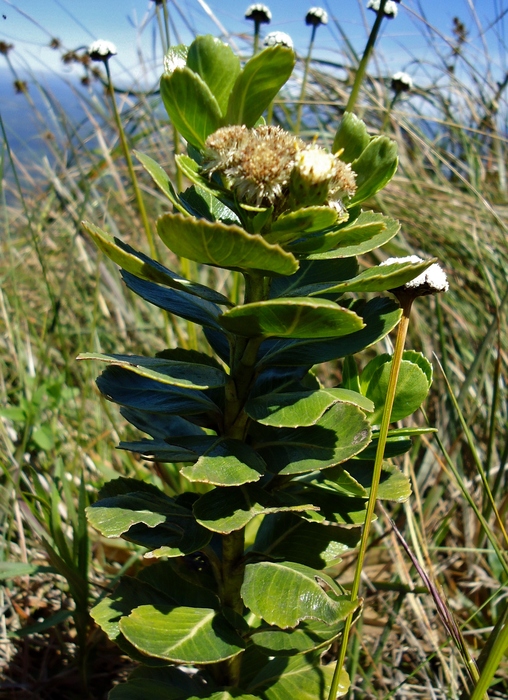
(0, 0, 506, 91)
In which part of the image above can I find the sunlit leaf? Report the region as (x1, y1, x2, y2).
(186, 35, 241, 115)
(181, 438, 266, 486)
(350, 136, 398, 205)
(332, 112, 370, 162)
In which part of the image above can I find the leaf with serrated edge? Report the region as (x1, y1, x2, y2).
(219, 298, 364, 339)
(78, 353, 226, 390)
(120, 605, 245, 663)
(157, 213, 298, 276)
(246, 388, 373, 427)
(241, 561, 346, 628)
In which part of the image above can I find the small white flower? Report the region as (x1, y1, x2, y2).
(381, 256, 449, 293)
(296, 148, 335, 181)
(163, 52, 186, 74)
(264, 31, 294, 49)
(88, 39, 117, 61)
(245, 4, 272, 22)
(306, 7, 328, 26)
(367, 0, 398, 18)
(391, 71, 413, 92)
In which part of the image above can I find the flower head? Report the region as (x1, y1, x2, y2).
(88, 39, 117, 62)
(264, 31, 294, 49)
(391, 71, 413, 93)
(367, 0, 398, 18)
(290, 147, 356, 207)
(381, 256, 449, 296)
(306, 7, 328, 26)
(245, 3, 272, 23)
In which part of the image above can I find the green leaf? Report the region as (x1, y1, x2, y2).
(362, 357, 431, 423)
(258, 297, 401, 368)
(252, 617, 350, 656)
(280, 484, 369, 525)
(252, 402, 371, 475)
(187, 36, 241, 116)
(335, 460, 412, 502)
(188, 694, 258, 700)
(270, 257, 358, 299)
(180, 186, 241, 225)
(309, 258, 434, 295)
(180, 438, 266, 486)
(176, 154, 229, 198)
(253, 512, 362, 568)
(162, 45, 188, 75)
(157, 213, 298, 276)
(219, 297, 364, 339)
(108, 665, 207, 700)
(403, 350, 433, 386)
(226, 46, 296, 127)
(193, 484, 317, 534)
(264, 207, 340, 246)
(245, 388, 373, 427)
(86, 490, 211, 555)
(247, 654, 349, 699)
(332, 112, 370, 162)
(81, 221, 230, 305)
(134, 150, 187, 215)
(241, 561, 348, 628)
(120, 605, 245, 663)
(298, 211, 400, 259)
(78, 353, 226, 390)
(160, 68, 223, 149)
(350, 136, 398, 205)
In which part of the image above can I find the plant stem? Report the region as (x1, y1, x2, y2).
(328, 297, 411, 700)
(295, 25, 317, 135)
(104, 61, 157, 260)
(253, 21, 261, 55)
(345, 0, 388, 115)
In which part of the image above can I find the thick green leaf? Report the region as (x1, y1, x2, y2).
(241, 561, 346, 628)
(162, 45, 188, 74)
(309, 258, 434, 295)
(279, 484, 369, 525)
(176, 154, 229, 198)
(362, 357, 431, 423)
(247, 654, 349, 699)
(246, 388, 373, 427)
(404, 350, 433, 386)
(160, 68, 223, 149)
(86, 490, 211, 555)
(109, 665, 208, 700)
(78, 353, 226, 390)
(252, 402, 371, 475)
(180, 186, 241, 225)
(219, 297, 364, 339)
(333, 460, 412, 502)
(188, 694, 258, 700)
(134, 150, 187, 215)
(193, 484, 317, 534)
(270, 257, 358, 299)
(81, 221, 230, 305)
(253, 512, 362, 568)
(350, 136, 398, 205)
(226, 46, 296, 127)
(332, 112, 370, 162)
(264, 207, 340, 246)
(120, 605, 245, 663)
(186, 36, 241, 116)
(298, 211, 400, 259)
(157, 213, 298, 276)
(252, 617, 351, 656)
(181, 438, 266, 486)
(258, 297, 401, 368)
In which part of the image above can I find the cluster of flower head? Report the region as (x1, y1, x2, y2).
(202, 125, 356, 212)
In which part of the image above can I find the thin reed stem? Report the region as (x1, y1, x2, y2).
(295, 25, 317, 135)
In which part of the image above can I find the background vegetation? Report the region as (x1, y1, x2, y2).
(0, 1, 507, 698)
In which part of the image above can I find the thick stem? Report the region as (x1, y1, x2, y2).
(328, 297, 412, 700)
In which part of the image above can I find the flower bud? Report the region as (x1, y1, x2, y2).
(245, 4, 272, 23)
(391, 71, 413, 93)
(305, 7, 328, 26)
(88, 39, 117, 62)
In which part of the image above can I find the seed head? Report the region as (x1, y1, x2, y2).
(88, 39, 117, 62)
(367, 0, 398, 18)
(264, 31, 294, 49)
(245, 4, 272, 23)
(305, 7, 328, 26)
(381, 256, 449, 296)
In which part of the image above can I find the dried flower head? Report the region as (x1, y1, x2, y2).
(264, 31, 294, 49)
(14, 79, 28, 94)
(0, 41, 13, 56)
(367, 0, 398, 18)
(381, 255, 449, 295)
(245, 4, 272, 23)
(88, 39, 117, 62)
(49, 38, 61, 50)
(290, 147, 356, 207)
(391, 71, 413, 93)
(305, 7, 328, 26)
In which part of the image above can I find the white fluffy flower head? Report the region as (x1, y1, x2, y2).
(306, 7, 328, 26)
(391, 71, 413, 92)
(264, 31, 294, 49)
(381, 256, 449, 294)
(367, 0, 398, 18)
(88, 39, 117, 61)
(245, 4, 272, 22)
